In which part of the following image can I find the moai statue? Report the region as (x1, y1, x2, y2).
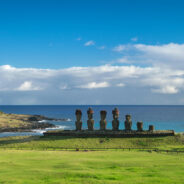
(87, 107, 94, 131)
(149, 125, 154, 132)
(124, 114, 132, 131)
(137, 121, 143, 131)
(112, 108, 119, 131)
(75, 109, 82, 131)
(100, 110, 107, 130)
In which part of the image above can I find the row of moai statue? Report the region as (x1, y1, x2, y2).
(75, 108, 155, 131)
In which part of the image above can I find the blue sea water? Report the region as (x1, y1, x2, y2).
(0, 105, 184, 137)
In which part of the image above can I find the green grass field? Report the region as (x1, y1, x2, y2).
(0, 134, 184, 151)
(0, 150, 184, 184)
(0, 135, 184, 184)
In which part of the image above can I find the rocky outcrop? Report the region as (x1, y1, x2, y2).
(0, 113, 63, 132)
(0, 122, 55, 132)
(27, 115, 68, 122)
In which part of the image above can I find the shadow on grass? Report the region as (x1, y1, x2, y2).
(0, 135, 91, 146)
(0, 136, 40, 146)
(0, 134, 183, 151)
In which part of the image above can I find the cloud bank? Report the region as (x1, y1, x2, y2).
(1, 42, 184, 105)
(1, 62, 184, 104)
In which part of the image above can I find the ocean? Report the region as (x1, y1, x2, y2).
(0, 105, 184, 137)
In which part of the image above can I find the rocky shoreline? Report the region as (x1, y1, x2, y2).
(26, 114, 69, 122)
(0, 112, 68, 132)
(0, 122, 55, 132)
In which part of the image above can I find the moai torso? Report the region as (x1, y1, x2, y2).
(100, 110, 107, 130)
(75, 109, 82, 131)
(137, 121, 143, 131)
(112, 108, 119, 131)
(87, 108, 94, 131)
(124, 114, 132, 131)
(149, 125, 154, 132)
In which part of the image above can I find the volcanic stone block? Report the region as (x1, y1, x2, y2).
(75, 109, 82, 131)
(112, 108, 119, 131)
(137, 121, 143, 131)
(44, 129, 175, 137)
(100, 110, 107, 130)
(149, 125, 154, 131)
(87, 107, 94, 131)
(124, 114, 132, 131)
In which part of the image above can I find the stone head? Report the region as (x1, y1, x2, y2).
(75, 109, 82, 121)
(100, 110, 107, 120)
(125, 114, 131, 121)
(87, 107, 94, 119)
(112, 108, 119, 119)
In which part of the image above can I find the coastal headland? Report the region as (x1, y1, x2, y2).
(0, 111, 66, 132)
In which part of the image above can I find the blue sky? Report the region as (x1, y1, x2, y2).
(1, 0, 184, 104)
(1, 0, 184, 68)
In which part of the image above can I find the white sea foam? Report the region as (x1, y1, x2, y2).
(38, 120, 47, 123)
(39, 118, 71, 123)
(32, 129, 46, 134)
(45, 125, 69, 130)
(32, 125, 69, 134)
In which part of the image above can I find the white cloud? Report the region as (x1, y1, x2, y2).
(152, 86, 178, 94)
(1, 42, 184, 104)
(114, 43, 184, 69)
(116, 83, 125, 87)
(134, 43, 184, 58)
(1, 65, 15, 70)
(78, 82, 109, 89)
(1, 64, 184, 95)
(1, 62, 184, 104)
(98, 46, 106, 50)
(134, 43, 184, 64)
(16, 81, 41, 91)
(84, 40, 95, 46)
(142, 75, 184, 94)
(131, 37, 138, 42)
(113, 44, 126, 52)
(117, 57, 131, 63)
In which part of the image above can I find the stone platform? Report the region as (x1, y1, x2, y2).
(43, 130, 175, 138)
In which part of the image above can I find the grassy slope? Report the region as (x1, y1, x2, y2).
(0, 135, 184, 151)
(0, 112, 30, 128)
(0, 150, 183, 184)
(0, 112, 55, 131)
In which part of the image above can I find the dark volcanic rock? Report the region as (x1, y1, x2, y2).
(0, 122, 55, 132)
(28, 115, 68, 122)
(28, 117, 38, 121)
(43, 130, 175, 138)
